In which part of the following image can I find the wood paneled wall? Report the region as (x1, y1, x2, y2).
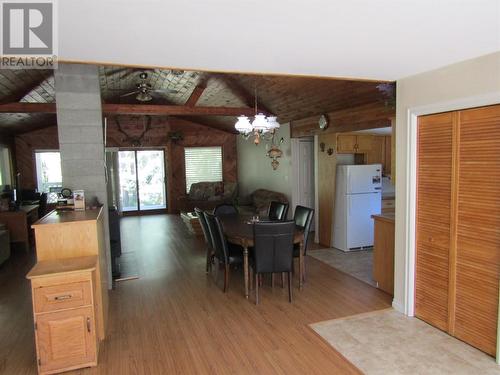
(317, 132, 338, 247)
(14, 117, 237, 213)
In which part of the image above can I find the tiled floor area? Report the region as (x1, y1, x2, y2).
(308, 248, 375, 287)
(311, 308, 500, 375)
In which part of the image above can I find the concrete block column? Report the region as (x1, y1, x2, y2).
(54, 63, 112, 287)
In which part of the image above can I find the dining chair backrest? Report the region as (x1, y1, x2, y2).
(205, 212, 228, 263)
(214, 203, 238, 216)
(293, 205, 315, 254)
(253, 221, 295, 274)
(268, 201, 289, 221)
(195, 208, 211, 247)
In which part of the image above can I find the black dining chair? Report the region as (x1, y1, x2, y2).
(195, 208, 213, 274)
(267, 201, 289, 221)
(251, 221, 295, 304)
(205, 212, 243, 292)
(214, 203, 238, 216)
(293, 205, 315, 282)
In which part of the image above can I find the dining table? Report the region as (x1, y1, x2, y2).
(219, 214, 305, 299)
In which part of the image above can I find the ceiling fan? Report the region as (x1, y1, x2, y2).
(119, 72, 178, 102)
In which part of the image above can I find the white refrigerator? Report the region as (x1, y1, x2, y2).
(332, 164, 382, 252)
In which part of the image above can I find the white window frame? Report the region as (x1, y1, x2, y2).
(34, 150, 62, 195)
(184, 146, 223, 193)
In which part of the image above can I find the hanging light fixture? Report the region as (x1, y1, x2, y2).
(234, 83, 280, 143)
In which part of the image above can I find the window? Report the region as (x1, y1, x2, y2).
(0, 146, 12, 188)
(35, 151, 62, 196)
(184, 146, 223, 193)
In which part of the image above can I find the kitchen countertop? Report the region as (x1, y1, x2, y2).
(372, 213, 395, 223)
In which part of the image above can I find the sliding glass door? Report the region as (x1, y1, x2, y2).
(118, 150, 166, 212)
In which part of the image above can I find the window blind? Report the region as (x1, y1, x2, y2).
(184, 147, 223, 193)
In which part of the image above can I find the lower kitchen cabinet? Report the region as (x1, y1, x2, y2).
(27, 256, 99, 375)
(372, 214, 395, 296)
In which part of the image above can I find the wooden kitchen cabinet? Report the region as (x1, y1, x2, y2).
(355, 135, 373, 152)
(36, 306, 96, 374)
(336, 134, 373, 153)
(384, 136, 392, 177)
(336, 134, 357, 153)
(27, 256, 99, 375)
(337, 134, 393, 175)
(372, 214, 395, 296)
(366, 136, 385, 165)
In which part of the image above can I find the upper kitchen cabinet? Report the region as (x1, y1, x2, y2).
(336, 134, 374, 153)
(337, 133, 392, 176)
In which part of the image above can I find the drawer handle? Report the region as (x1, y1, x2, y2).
(87, 317, 91, 333)
(54, 294, 72, 301)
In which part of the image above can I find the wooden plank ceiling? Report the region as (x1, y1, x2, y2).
(0, 66, 391, 135)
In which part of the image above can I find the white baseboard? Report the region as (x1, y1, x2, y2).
(392, 299, 406, 314)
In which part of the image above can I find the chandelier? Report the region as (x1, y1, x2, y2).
(234, 86, 280, 144)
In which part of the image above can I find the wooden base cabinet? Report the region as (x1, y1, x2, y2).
(416, 104, 500, 357)
(372, 214, 395, 295)
(27, 257, 99, 374)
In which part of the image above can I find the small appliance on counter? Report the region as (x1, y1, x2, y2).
(55, 187, 75, 210)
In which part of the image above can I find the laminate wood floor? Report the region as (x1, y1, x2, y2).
(0, 214, 391, 374)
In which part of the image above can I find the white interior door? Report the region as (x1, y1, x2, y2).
(297, 139, 315, 229)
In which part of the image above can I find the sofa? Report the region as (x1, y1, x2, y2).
(177, 181, 238, 213)
(237, 189, 289, 216)
(0, 223, 10, 266)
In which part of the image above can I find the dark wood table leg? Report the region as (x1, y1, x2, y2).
(243, 246, 249, 299)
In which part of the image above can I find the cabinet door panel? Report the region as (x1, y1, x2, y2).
(336, 134, 357, 153)
(415, 112, 453, 332)
(355, 135, 373, 152)
(36, 306, 97, 373)
(454, 105, 500, 356)
(384, 136, 392, 176)
(366, 136, 384, 165)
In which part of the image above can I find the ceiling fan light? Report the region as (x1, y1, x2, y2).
(252, 113, 270, 133)
(136, 91, 152, 102)
(235, 116, 253, 134)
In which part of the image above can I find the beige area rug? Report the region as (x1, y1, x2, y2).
(308, 248, 376, 287)
(310, 309, 500, 375)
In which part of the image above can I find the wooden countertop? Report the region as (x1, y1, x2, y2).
(372, 213, 395, 224)
(0, 204, 39, 215)
(26, 255, 97, 279)
(32, 207, 102, 227)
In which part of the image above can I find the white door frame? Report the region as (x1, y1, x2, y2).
(291, 137, 315, 221)
(402, 92, 500, 322)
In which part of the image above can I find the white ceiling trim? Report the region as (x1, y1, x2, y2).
(59, 0, 500, 81)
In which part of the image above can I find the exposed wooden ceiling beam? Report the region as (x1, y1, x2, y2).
(0, 102, 260, 117)
(290, 102, 395, 137)
(185, 84, 206, 107)
(215, 75, 272, 114)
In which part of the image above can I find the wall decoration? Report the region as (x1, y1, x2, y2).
(115, 115, 152, 147)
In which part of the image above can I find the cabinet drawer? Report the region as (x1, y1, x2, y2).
(34, 281, 92, 313)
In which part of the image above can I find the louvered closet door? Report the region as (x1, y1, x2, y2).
(454, 105, 500, 356)
(415, 112, 454, 331)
